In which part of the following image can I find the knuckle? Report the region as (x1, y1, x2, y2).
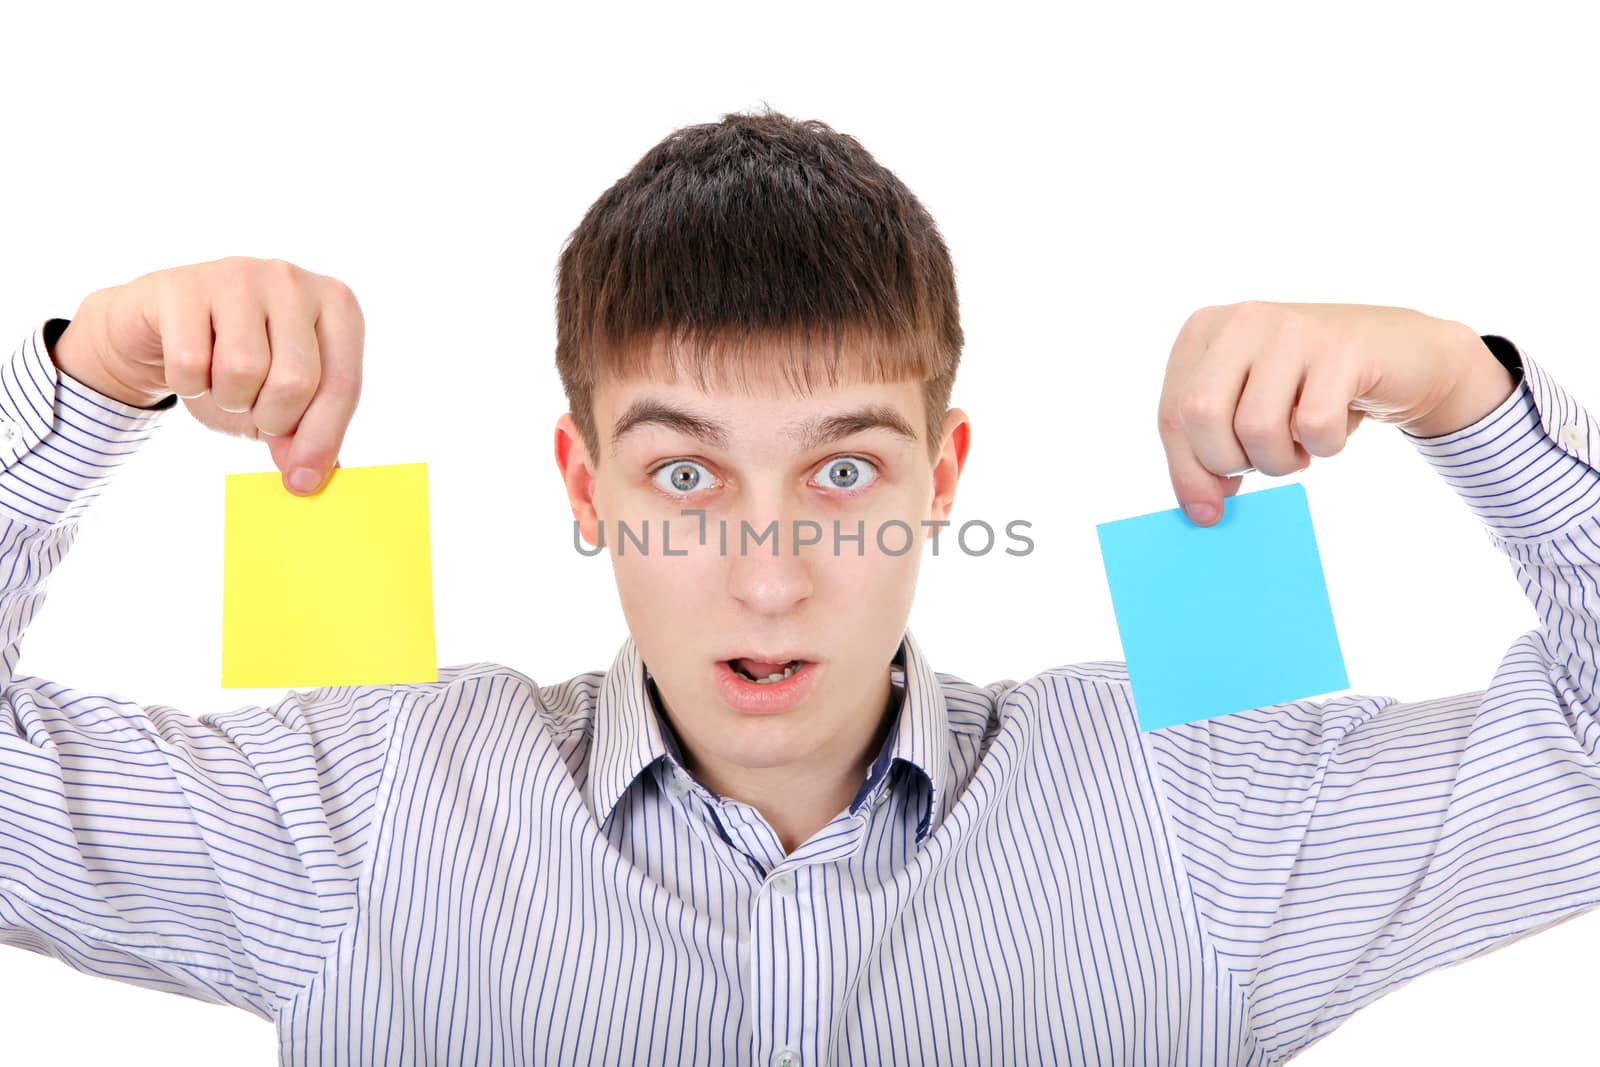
(1221, 300, 1268, 336)
(1233, 410, 1277, 442)
(270, 365, 321, 401)
(165, 346, 207, 380)
(217, 256, 254, 286)
(1175, 307, 1207, 342)
(214, 266, 258, 309)
(1296, 409, 1340, 439)
(265, 257, 311, 298)
(1271, 309, 1305, 346)
(1184, 304, 1219, 333)
(1170, 306, 1215, 359)
(1179, 393, 1223, 425)
(327, 279, 363, 321)
(216, 343, 269, 382)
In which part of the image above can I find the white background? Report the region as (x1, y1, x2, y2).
(2, 0, 1597, 1063)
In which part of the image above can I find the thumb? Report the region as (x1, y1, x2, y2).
(265, 431, 340, 494)
(1173, 471, 1245, 527)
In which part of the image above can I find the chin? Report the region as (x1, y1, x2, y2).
(706, 726, 820, 771)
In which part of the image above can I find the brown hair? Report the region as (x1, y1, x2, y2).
(555, 106, 963, 468)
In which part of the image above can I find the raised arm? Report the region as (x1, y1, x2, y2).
(1, 260, 388, 1019)
(1147, 335, 1600, 1060)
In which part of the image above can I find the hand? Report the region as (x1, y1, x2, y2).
(61, 256, 364, 496)
(1155, 301, 1515, 527)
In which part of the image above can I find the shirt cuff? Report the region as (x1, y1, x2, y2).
(1403, 334, 1600, 548)
(0, 318, 175, 527)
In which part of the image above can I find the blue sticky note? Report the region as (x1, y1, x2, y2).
(1095, 482, 1348, 731)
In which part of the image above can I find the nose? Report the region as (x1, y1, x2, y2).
(724, 502, 816, 615)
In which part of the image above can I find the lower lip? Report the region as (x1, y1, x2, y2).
(715, 659, 820, 714)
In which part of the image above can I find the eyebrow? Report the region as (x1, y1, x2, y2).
(609, 400, 919, 455)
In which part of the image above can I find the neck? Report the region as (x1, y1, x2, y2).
(684, 672, 899, 855)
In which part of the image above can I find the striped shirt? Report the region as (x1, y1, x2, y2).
(3, 316, 1600, 1066)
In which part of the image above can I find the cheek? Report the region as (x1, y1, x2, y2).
(815, 531, 924, 604)
(611, 550, 722, 632)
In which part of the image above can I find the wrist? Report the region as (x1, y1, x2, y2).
(1401, 322, 1520, 439)
(51, 294, 167, 409)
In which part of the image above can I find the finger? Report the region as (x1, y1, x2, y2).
(1156, 403, 1246, 527)
(159, 278, 215, 400)
(1177, 354, 1253, 480)
(281, 295, 363, 495)
(1230, 356, 1310, 476)
(210, 286, 271, 414)
(1292, 356, 1365, 458)
(253, 302, 322, 438)
(266, 432, 340, 482)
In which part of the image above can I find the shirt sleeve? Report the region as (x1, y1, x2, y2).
(0, 318, 397, 1020)
(1143, 334, 1600, 1062)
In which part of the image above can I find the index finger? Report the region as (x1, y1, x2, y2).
(1155, 307, 1237, 526)
(1154, 406, 1244, 527)
(284, 284, 364, 488)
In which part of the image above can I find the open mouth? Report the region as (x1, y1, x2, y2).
(714, 655, 819, 714)
(726, 658, 806, 684)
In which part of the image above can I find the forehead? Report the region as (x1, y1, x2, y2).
(594, 339, 925, 457)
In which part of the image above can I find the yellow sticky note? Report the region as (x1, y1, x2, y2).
(223, 461, 438, 688)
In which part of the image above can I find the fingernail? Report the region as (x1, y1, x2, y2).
(289, 467, 322, 494)
(1184, 503, 1217, 525)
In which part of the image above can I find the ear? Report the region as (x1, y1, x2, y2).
(554, 413, 602, 546)
(929, 407, 971, 529)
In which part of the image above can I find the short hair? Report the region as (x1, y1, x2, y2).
(555, 106, 964, 468)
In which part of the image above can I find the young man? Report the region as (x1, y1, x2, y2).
(2, 108, 1595, 1066)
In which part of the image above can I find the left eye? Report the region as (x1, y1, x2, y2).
(811, 456, 877, 492)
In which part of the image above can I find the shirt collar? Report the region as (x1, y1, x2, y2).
(584, 628, 952, 840)
(582, 636, 677, 825)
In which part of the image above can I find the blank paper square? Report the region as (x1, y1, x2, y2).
(1095, 482, 1349, 731)
(222, 461, 438, 688)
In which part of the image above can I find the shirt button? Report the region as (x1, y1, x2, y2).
(771, 872, 796, 896)
(771, 1049, 802, 1067)
(666, 774, 691, 799)
(1561, 424, 1584, 451)
(0, 419, 17, 444)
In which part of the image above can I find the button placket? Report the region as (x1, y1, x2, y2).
(751, 868, 808, 1067)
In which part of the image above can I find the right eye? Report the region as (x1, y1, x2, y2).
(651, 459, 719, 497)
